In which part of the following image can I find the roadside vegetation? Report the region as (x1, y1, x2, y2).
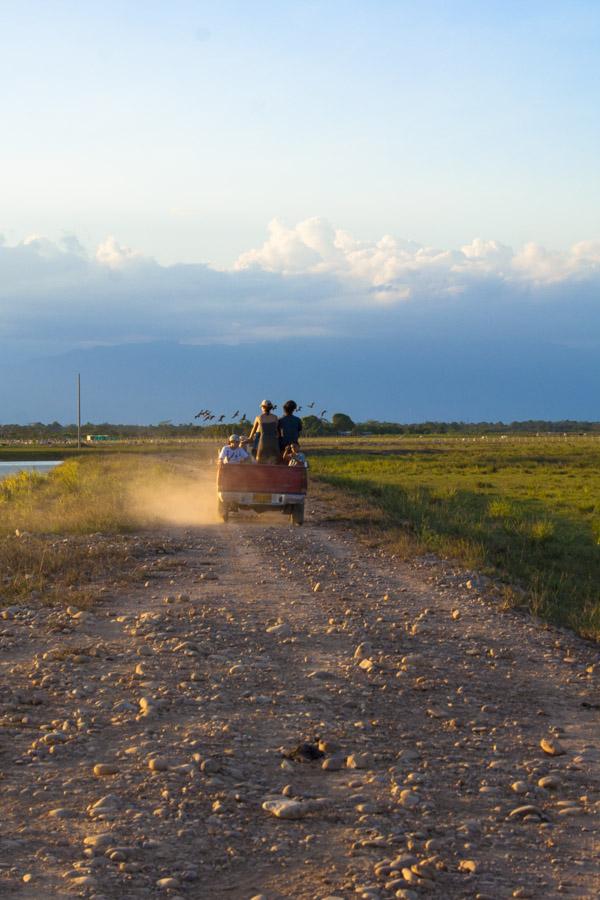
(2, 435, 600, 640)
(310, 435, 600, 640)
(1, 456, 158, 533)
(0, 451, 215, 607)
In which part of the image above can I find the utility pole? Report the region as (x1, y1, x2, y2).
(77, 373, 81, 449)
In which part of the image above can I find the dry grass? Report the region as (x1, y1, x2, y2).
(0, 453, 214, 608)
(0, 532, 134, 607)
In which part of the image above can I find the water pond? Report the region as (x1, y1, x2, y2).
(0, 460, 62, 481)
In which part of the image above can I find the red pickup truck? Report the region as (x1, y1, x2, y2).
(216, 462, 307, 525)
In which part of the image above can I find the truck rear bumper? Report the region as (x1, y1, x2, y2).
(218, 491, 305, 507)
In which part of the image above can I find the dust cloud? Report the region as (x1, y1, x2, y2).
(127, 462, 221, 527)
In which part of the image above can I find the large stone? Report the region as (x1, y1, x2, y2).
(89, 795, 120, 814)
(354, 641, 373, 660)
(48, 808, 76, 819)
(540, 737, 566, 756)
(458, 859, 477, 873)
(157, 876, 180, 889)
(398, 790, 420, 810)
(262, 798, 328, 819)
(93, 763, 119, 776)
(511, 781, 528, 795)
(347, 752, 373, 770)
(538, 775, 561, 790)
(83, 833, 115, 850)
(70, 876, 97, 887)
(266, 622, 291, 637)
(507, 804, 545, 820)
(322, 754, 345, 772)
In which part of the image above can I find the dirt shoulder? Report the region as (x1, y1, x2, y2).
(0, 492, 599, 899)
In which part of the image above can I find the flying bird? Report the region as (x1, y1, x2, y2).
(320, 410, 327, 418)
(241, 413, 247, 421)
(218, 414, 226, 422)
(297, 406, 302, 412)
(307, 401, 315, 408)
(232, 410, 239, 419)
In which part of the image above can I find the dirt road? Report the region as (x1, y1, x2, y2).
(1, 494, 599, 899)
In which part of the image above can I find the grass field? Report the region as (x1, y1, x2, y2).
(310, 435, 600, 639)
(2, 436, 599, 639)
(0, 440, 218, 461)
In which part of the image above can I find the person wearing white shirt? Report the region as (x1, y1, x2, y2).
(218, 434, 251, 464)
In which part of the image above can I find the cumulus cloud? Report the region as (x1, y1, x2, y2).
(235, 217, 600, 292)
(95, 236, 145, 269)
(0, 220, 599, 357)
(511, 239, 600, 283)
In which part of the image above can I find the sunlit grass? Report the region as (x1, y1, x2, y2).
(0, 451, 215, 607)
(310, 435, 600, 640)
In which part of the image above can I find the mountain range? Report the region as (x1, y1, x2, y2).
(1, 336, 598, 425)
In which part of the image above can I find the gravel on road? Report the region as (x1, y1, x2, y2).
(1, 495, 599, 899)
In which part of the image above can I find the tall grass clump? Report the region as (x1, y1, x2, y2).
(0, 453, 204, 536)
(0, 457, 136, 534)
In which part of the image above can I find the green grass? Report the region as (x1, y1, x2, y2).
(4, 437, 600, 638)
(0, 440, 220, 462)
(310, 436, 600, 639)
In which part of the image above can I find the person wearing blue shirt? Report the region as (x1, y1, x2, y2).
(278, 400, 303, 454)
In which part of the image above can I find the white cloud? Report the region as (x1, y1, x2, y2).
(234, 217, 328, 273)
(95, 236, 145, 268)
(511, 239, 600, 283)
(0, 219, 599, 356)
(235, 218, 600, 292)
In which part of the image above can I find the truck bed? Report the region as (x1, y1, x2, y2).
(217, 462, 307, 494)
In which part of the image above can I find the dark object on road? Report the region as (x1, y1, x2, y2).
(282, 741, 325, 762)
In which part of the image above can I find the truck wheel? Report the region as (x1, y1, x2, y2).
(290, 503, 304, 526)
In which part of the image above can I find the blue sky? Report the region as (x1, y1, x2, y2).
(1, 1, 599, 420)
(2, 0, 599, 263)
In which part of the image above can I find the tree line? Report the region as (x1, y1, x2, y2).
(1, 416, 599, 440)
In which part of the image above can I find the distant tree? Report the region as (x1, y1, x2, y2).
(301, 415, 327, 436)
(331, 412, 355, 432)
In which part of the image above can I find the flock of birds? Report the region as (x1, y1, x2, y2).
(194, 402, 327, 424)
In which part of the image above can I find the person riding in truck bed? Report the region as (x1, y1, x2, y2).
(278, 400, 302, 454)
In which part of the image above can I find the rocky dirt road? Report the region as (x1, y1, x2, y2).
(1, 493, 599, 899)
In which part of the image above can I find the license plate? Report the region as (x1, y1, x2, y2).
(253, 492, 272, 503)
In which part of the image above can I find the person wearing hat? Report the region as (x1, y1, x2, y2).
(218, 434, 251, 464)
(247, 400, 280, 464)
